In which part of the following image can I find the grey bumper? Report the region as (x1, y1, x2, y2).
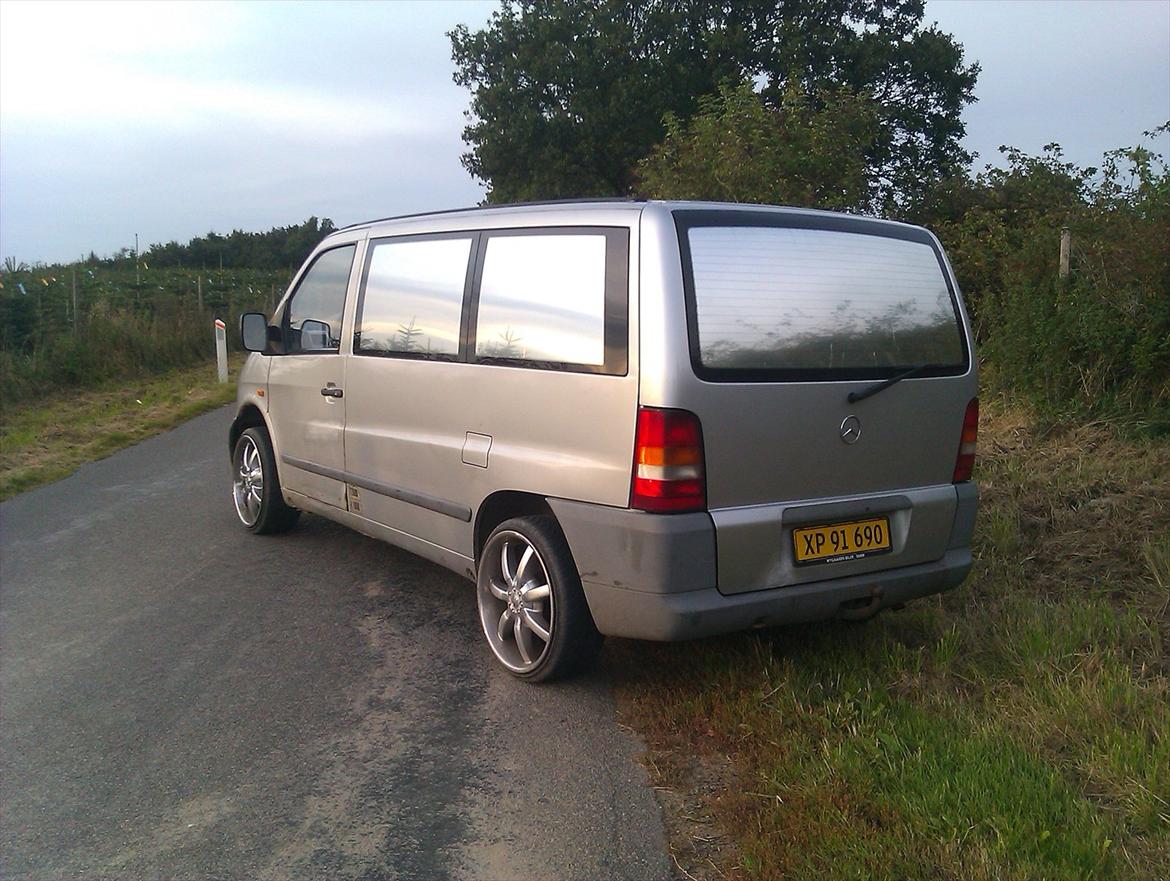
(577, 549, 970, 641)
(548, 482, 978, 642)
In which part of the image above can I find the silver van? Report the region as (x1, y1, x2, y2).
(231, 201, 978, 681)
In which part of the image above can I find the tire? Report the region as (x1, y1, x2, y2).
(477, 515, 603, 682)
(231, 427, 300, 535)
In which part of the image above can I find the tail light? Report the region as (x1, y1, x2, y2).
(953, 398, 979, 482)
(631, 407, 706, 512)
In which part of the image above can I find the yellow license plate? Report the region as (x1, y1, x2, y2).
(793, 517, 892, 565)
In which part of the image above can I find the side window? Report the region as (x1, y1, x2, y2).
(473, 230, 628, 374)
(285, 245, 356, 354)
(355, 236, 474, 358)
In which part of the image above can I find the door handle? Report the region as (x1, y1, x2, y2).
(320, 386, 343, 398)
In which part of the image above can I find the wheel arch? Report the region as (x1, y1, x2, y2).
(228, 403, 271, 457)
(473, 491, 558, 564)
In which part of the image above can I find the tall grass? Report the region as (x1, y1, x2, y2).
(0, 267, 283, 404)
(1, 308, 207, 402)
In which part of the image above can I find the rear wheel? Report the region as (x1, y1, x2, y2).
(477, 516, 602, 682)
(232, 427, 299, 535)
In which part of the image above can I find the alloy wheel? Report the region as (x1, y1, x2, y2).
(478, 530, 554, 673)
(232, 435, 264, 527)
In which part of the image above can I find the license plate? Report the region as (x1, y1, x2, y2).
(792, 516, 892, 565)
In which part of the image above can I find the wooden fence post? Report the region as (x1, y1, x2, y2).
(1059, 226, 1071, 279)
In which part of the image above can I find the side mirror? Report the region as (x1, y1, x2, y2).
(240, 312, 269, 353)
(299, 318, 334, 351)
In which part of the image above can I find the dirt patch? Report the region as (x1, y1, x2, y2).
(632, 738, 743, 881)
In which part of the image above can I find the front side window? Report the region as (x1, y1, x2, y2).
(355, 236, 473, 358)
(285, 245, 356, 353)
(679, 218, 967, 380)
(473, 230, 627, 373)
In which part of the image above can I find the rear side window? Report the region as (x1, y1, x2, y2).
(677, 214, 967, 381)
(472, 228, 629, 375)
(285, 245, 356, 353)
(356, 236, 474, 358)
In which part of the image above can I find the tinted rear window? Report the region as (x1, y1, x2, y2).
(679, 219, 967, 381)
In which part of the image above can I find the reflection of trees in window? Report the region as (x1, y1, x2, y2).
(359, 326, 437, 355)
(394, 316, 422, 352)
(699, 291, 963, 369)
(480, 326, 525, 358)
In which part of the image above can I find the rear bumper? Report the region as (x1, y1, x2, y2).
(548, 481, 977, 642)
(579, 548, 971, 641)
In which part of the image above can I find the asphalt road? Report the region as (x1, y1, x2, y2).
(0, 406, 671, 881)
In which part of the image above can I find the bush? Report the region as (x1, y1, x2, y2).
(927, 129, 1170, 416)
(638, 89, 1169, 418)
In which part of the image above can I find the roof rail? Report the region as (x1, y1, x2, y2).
(336, 197, 645, 233)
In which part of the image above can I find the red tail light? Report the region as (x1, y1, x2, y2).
(953, 398, 979, 482)
(631, 407, 706, 512)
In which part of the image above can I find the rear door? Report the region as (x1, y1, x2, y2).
(266, 242, 359, 509)
(669, 210, 976, 590)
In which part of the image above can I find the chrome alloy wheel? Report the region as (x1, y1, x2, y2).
(232, 435, 264, 527)
(478, 530, 554, 673)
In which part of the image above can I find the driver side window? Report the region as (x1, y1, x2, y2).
(285, 245, 356, 353)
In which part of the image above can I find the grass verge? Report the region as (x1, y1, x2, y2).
(611, 397, 1169, 880)
(0, 357, 243, 500)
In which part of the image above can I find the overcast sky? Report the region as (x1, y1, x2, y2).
(1, 0, 1167, 265)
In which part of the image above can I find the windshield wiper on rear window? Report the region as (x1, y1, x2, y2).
(847, 364, 941, 404)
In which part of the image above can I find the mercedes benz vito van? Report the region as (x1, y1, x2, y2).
(230, 201, 979, 682)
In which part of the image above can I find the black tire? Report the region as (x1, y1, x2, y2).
(476, 515, 603, 683)
(231, 427, 300, 535)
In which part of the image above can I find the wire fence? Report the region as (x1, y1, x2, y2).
(0, 265, 292, 403)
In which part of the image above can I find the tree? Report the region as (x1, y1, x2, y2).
(449, 0, 979, 212)
(394, 316, 423, 352)
(142, 217, 337, 271)
(636, 80, 879, 211)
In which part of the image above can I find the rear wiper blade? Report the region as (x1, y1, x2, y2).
(847, 364, 941, 404)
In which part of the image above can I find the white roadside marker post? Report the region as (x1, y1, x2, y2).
(215, 318, 228, 383)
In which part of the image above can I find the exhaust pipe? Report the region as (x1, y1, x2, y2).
(837, 586, 885, 622)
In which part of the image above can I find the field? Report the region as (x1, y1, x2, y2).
(0, 265, 286, 404)
(613, 399, 1169, 880)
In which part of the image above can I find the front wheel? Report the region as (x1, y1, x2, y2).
(477, 516, 602, 682)
(232, 427, 300, 535)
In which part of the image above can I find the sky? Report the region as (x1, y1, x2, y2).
(1, 0, 1167, 266)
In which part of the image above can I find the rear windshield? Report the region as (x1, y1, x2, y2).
(678, 216, 967, 381)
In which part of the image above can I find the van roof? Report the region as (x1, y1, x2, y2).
(335, 198, 647, 233)
(332, 199, 923, 237)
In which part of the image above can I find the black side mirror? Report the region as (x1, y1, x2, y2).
(240, 312, 269, 352)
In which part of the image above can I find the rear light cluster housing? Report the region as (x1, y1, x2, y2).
(630, 407, 706, 512)
(953, 398, 979, 482)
